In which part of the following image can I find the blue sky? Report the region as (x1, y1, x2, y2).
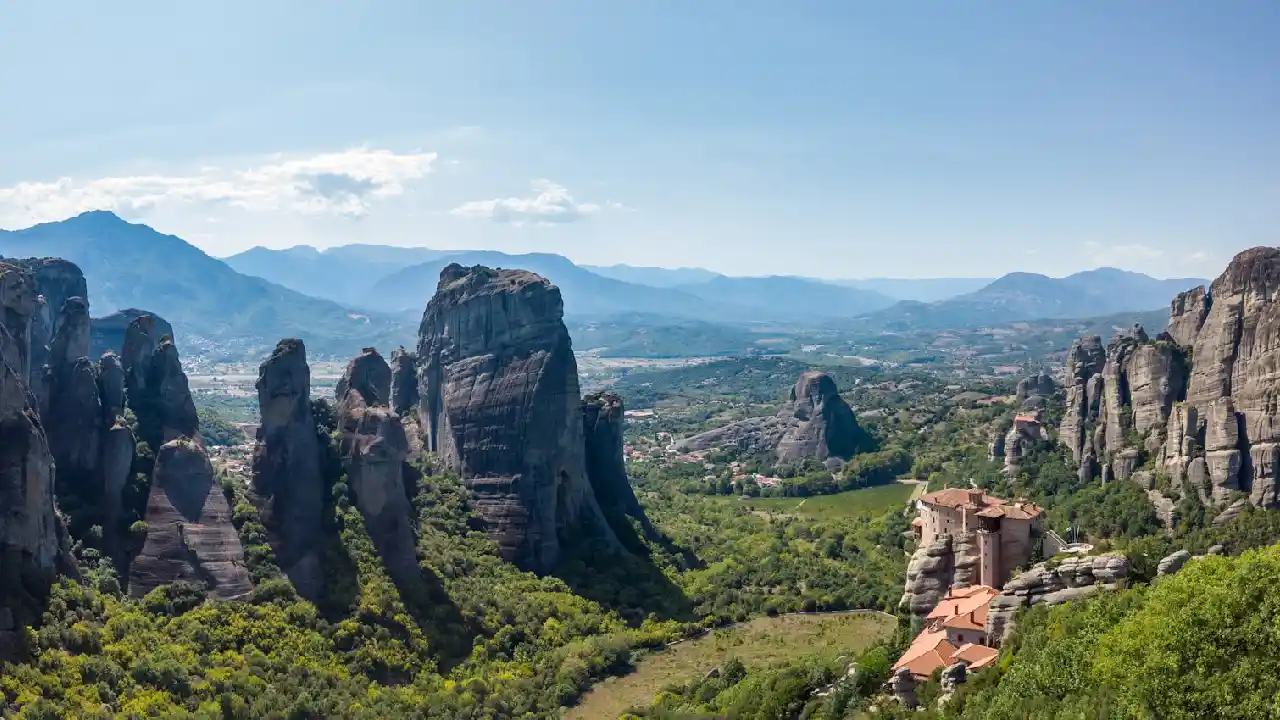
(1, 1, 1277, 279)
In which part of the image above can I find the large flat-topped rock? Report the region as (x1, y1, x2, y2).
(416, 263, 619, 572)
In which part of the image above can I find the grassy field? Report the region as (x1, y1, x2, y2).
(734, 482, 916, 521)
(564, 611, 896, 720)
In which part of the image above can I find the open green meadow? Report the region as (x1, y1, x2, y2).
(564, 611, 896, 720)
(734, 482, 917, 521)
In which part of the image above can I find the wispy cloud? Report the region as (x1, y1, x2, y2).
(0, 148, 436, 226)
(450, 179, 603, 225)
(1084, 241, 1165, 268)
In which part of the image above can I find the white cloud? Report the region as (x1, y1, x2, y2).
(1084, 241, 1165, 268)
(0, 148, 437, 226)
(450, 179, 603, 225)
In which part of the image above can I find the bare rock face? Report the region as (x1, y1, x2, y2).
(252, 339, 325, 599)
(899, 535, 955, 617)
(985, 554, 1130, 645)
(581, 392, 658, 545)
(1, 263, 76, 632)
(127, 439, 252, 600)
(1016, 371, 1057, 408)
(90, 308, 174, 361)
(9, 259, 88, 398)
(889, 667, 919, 709)
(1157, 549, 1192, 577)
(98, 352, 126, 421)
(1168, 286, 1209, 347)
(1126, 341, 1187, 436)
(682, 370, 875, 464)
(101, 420, 134, 541)
(42, 299, 102, 497)
(774, 371, 873, 463)
(338, 385, 418, 586)
(416, 264, 619, 572)
(1060, 336, 1107, 464)
(124, 320, 198, 448)
(389, 347, 419, 416)
(337, 347, 392, 408)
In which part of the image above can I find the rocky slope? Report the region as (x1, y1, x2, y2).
(414, 264, 628, 572)
(1061, 247, 1280, 515)
(681, 370, 876, 466)
(984, 554, 1130, 644)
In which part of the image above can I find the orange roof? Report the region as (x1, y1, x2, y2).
(1013, 414, 1038, 423)
(911, 517, 923, 527)
(953, 643, 999, 671)
(920, 488, 1043, 519)
(926, 584, 998, 631)
(893, 628, 957, 680)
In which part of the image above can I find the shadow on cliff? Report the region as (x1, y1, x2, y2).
(553, 526, 698, 625)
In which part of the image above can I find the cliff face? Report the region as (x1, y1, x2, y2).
(252, 339, 325, 599)
(581, 392, 659, 545)
(0, 262, 73, 637)
(90, 308, 174, 360)
(127, 439, 253, 600)
(389, 347, 419, 416)
(1062, 247, 1280, 514)
(681, 370, 875, 465)
(8, 258, 88, 400)
(416, 264, 619, 572)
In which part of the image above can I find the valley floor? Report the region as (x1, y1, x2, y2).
(564, 611, 895, 719)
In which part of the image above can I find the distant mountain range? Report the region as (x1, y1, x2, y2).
(0, 213, 1210, 360)
(852, 268, 1206, 330)
(0, 212, 415, 359)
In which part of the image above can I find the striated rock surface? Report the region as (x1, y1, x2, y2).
(985, 554, 1130, 644)
(124, 318, 198, 448)
(581, 391, 658, 545)
(10, 258, 88, 398)
(682, 370, 875, 464)
(90, 308, 174, 360)
(1060, 335, 1107, 464)
(42, 298, 102, 497)
(127, 439, 252, 600)
(1061, 248, 1280, 513)
(389, 347, 419, 416)
(899, 535, 954, 616)
(416, 264, 619, 572)
(252, 339, 325, 598)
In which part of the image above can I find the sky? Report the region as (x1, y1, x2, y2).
(1, 1, 1277, 280)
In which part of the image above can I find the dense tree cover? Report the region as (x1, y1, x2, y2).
(922, 544, 1280, 720)
(197, 407, 247, 447)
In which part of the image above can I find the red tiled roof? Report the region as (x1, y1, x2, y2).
(953, 643, 999, 671)
(893, 628, 958, 680)
(926, 584, 998, 629)
(920, 488, 1042, 519)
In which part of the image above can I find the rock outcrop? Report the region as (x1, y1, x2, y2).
(1061, 248, 1280, 515)
(127, 438, 253, 600)
(123, 315, 197, 448)
(41, 299, 102, 498)
(389, 347, 419, 416)
(582, 392, 659, 545)
(336, 348, 419, 586)
(0, 262, 75, 635)
(416, 264, 620, 572)
(1157, 549, 1191, 576)
(252, 339, 325, 599)
(8, 258, 88, 400)
(90, 308, 174, 360)
(888, 667, 919, 709)
(985, 554, 1130, 644)
(939, 662, 967, 707)
(898, 533, 979, 617)
(1015, 371, 1057, 409)
(681, 370, 875, 465)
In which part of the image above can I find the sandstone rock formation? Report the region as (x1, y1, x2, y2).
(681, 370, 875, 465)
(939, 662, 967, 706)
(985, 554, 1130, 644)
(127, 438, 253, 600)
(1015, 371, 1057, 409)
(1157, 549, 1191, 576)
(1061, 248, 1280, 515)
(389, 346, 418, 416)
(0, 262, 75, 635)
(898, 533, 979, 617)
(335, 348, 419, 586)
(123, 315, 198, 448)
(8, 258, 88, 399)
(416, 264, 620, 572)
(252, 339, 325, 599)
(90, 308, 174, 360)
(888, 667, 919, 709)
(41, 299, 102, 497)
(582, 391, 659, 545)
